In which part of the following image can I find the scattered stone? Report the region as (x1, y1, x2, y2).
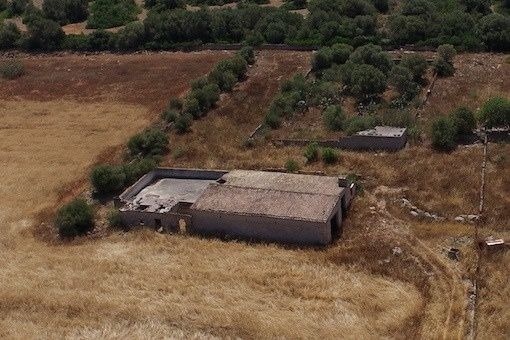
(447, 248, 460, 261)
(467, 214, 479, 221)
(410, 211, 419, 217)
(392, 247, 402, 255)
(455, 216, 465, 222)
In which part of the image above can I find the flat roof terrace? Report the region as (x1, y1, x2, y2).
(127, 178, 217, 213)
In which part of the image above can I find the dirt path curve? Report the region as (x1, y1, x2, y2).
(369, 194, 468, 339)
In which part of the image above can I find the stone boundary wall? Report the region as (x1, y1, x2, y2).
(274, 134, 408, 152)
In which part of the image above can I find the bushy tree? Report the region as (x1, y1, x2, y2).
(238, 46, 255, 65)
(371, 0, 388, 13)
(348, 63, 387, 100)
(8, 0, 30, 16)
(87, 0, 139, 29)
(389, 65, 419, 99)
(431, 116, 457, 151)
(451, 107, 476, 135)
(323, 105, 345, 131)
(122, 157, 157, 185)
(479, 14, 510, 52)
(312, 46, 333, 71)
(0, 23, 21, 49)
(437, 44, 456, 64)
(115, 21, 145, 50)
(145, 0, 185, 10)
(174, 113, 192, 133)
(434, 44, 456, 77)
(349, 44, 393, 74)
(88, 29, 114, 50)
(43, 0, 88, 25)
(55, 198, 94, 238)
(127, 128, 169, 157)
(90, 164, 126, 195)
(0, 0, 7, 11)
(24, 17, 64, 51)
(478, 97, 510, 128)
(330, 43, 353, 65)
(400, 54, 428, 82)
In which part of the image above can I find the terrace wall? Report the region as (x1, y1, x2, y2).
(274, 134, 408, 152)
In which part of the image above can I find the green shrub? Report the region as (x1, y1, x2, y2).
(122, 158, 157, 185)
(168, 98, 183, 111)
(349, 44, 393, 75)
(42, 0, 88, 25)
(264, 111, 282, 129)
(87, 0, 139, 29)
(127, 128, 169, 158)
(174, 113, 192, 133)
(344, 115, 378, 135)
(312, 46, 333, 71)
(88, 29, 114, 50)
(91, 164, 126, 195)
(433, 59, 455, 77)
(451, 107, 476, 135)
(434, 44, 456, 77)
(285, 158, 300, 173)
(24, 17, 64, 51)
(55, 198, 94, 238)
(323, 105, 345, 131)
(437, 44, 456, 64)
(322, 147, 338, 164)
(304, 142, 319, 163)
(0, 22, 21, 49)
(208, 69, 237, 92)
(183, 96, 202, 118)
(0, 59, 24, 79)
(107, 209, 124, 229)
(0, 0, 7, 11)
(162, 108, 179, 123)
(347, 63, 387, 100)
(431, 116, 457, 151)
(238, 46, 255, 65)
(330, 43, 353, 65)
(400, 54, 428, 83)
(478, 97, 510, 128)
(7, 0, 30, 16)
(389, 65, 419, 99)
(115, 21, 145, 50)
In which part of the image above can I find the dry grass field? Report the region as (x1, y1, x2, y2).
(0, 50, 508, 339)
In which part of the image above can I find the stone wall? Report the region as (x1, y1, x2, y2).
(274, 133, 408, 152)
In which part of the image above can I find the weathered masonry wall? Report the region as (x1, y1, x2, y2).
(274, 134, 408, 152)
(190, 210, 334, 246)
(117, 168, 228, 203)
(120, 210, 191, 233)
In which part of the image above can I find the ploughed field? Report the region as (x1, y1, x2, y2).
(0, 50, 508, 338)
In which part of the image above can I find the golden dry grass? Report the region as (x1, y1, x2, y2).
(0, 99, 150, 230)
(0, 51, 435, 339)
(0, 231, 423, 338)
(0, 49, 507, 339)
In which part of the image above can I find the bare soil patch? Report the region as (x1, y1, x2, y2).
(1, 51, 231, 113)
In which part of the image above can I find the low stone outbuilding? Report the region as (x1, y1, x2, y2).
(116, 168, 355, 245)
(190, 170, 352, 245)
